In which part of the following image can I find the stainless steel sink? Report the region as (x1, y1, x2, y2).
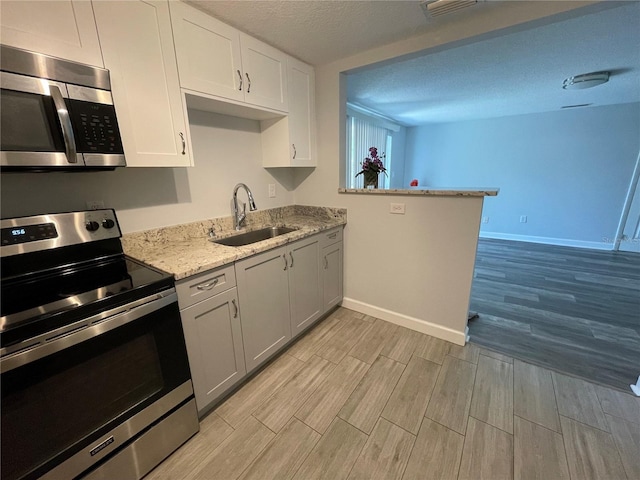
(211, 226, 298, 247)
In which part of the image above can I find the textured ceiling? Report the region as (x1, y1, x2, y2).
(184, 1, 640, 125)
(184, 0, 484, 65)
(347, 2, 640, 124)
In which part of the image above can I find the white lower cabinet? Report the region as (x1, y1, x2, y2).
(322, 242, 344, 311)
(235, 246, 292, 373)
(235, 234, 324, 372)
(320, 227, 344, 312)
(288, 236, 323, 337)
(177, 228, 343, 410)
(177, 270, 245, 414)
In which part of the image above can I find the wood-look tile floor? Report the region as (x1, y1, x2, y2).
(146, 307, 640, 480)
(468, 238, 640, 392)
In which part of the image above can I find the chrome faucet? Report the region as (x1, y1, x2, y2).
(232, 183, 257, 230)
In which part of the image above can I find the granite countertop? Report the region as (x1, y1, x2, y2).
(122, 205, 346, 281)
(338, 187, 499, 197)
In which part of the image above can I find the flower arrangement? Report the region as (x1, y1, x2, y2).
(355, 147, 387, 178)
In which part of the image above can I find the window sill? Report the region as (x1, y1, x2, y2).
(338, 187, 499, 197)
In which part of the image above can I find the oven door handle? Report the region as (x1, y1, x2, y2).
(48, 83, 78, 164)
(1, 290, 177, 374)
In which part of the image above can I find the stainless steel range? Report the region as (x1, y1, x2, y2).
(0, 209, 199, 480)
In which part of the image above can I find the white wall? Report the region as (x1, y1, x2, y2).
(0, 109, 295, 233)
(294, 1, 598, 342)
(403, 103, 640, 249)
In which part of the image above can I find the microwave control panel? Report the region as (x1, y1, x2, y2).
(68, 100, 124, 154)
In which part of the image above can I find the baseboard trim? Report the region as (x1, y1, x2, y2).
(341, 297, 466, 346)
(479, 231, 613, 251)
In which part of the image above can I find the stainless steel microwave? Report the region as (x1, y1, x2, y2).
(0, 45, 126, 170)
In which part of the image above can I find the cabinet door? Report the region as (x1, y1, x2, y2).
(170, 1, 244, 103)
(0, 0, 103, 67)
(236, 247, 291, 373)
(240, 34, 288, 112)
(288, 57, 316, 166)
(288, 236, 322, 337)
(322, 242, 344, 312)
(181, 288, 246, 414)
(93, 0, 192, 167)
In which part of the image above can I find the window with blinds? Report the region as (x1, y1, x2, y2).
(346, 115, 393, 189)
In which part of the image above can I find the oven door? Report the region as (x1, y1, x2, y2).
(0, 71, 83, 168)
(0, 290, 194, 480)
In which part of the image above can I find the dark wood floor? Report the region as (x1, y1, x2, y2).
(468, 238, 640, 392)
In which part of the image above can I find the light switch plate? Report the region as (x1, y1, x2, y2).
(390, 203, 405, 214)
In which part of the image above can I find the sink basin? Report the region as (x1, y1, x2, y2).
(211, 226, 298, 247)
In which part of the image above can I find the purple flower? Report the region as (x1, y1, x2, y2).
(355, 146, 388, 178)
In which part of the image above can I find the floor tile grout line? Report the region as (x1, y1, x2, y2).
(216, 353, 306, 428)
(513, 414, 565, 436)
(251, 413, 279, 435)
(456, 415, 472, 480)
(461, 355, 480, 437)
(605, 416, 636, 480)
(551, 373, 612, 435)
(468, 415, 514, 438)
(557, 414, 619, 436)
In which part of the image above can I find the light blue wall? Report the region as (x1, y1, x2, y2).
(389, 127, 407, 189)
(404, 102, 640, 248)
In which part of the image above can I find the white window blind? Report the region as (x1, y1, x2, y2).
(346, 115, 392, 189)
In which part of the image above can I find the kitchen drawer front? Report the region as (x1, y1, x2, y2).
(176, 265, 236, 310)
(320, 227, 343, 248)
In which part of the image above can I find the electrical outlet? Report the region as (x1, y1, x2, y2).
(86, 200, 105, 210)
(268, 184, 276, 198)
(482, 216, 489, 224)
(520, 215, 527, 223)
(390, 203, 405, 214)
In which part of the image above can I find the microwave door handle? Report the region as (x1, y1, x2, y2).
(48, 83, 78, 164)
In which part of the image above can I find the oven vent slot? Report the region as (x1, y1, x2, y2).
(45, 322, 89, 342)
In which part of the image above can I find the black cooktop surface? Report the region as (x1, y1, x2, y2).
(1, 251, 174, 347)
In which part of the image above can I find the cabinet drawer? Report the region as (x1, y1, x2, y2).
(177, 264, 236, 310)
(320, 227, 343, 248)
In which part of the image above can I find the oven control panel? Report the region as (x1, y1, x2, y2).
(1, 209, 122, 257)
(1, 223, 58, 245)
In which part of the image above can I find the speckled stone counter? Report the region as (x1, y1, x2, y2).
(338, 187, 499, 197)
(122, 205, 346, 280)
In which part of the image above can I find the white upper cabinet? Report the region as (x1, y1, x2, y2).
(169, 2, 244, 103)
(93, 0, 192, 167)
(288, 57, 316, 166)
(262, 57, 316, 167)
(0, 0, 104, 67)
(239, 34, 288, 112)
(170, 2, 288, 113)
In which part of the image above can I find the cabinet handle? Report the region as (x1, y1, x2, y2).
(289, 252, 294, 268)
(196, 278, 219, 290)
(237, 70, 243, 91)
(283, 254, 288, 271)
(232, 299, 238, 318)
(324, 256, 328, 269)
(328, 232, 337, 239)
(246, 72, 251, 93)
(292, 144, 296, 159)
(179, 132, 186, 155)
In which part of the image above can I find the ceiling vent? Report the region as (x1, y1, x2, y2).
(420, 0, 479, 18)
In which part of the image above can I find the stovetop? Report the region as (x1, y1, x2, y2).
(0, 209, 175, 348)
